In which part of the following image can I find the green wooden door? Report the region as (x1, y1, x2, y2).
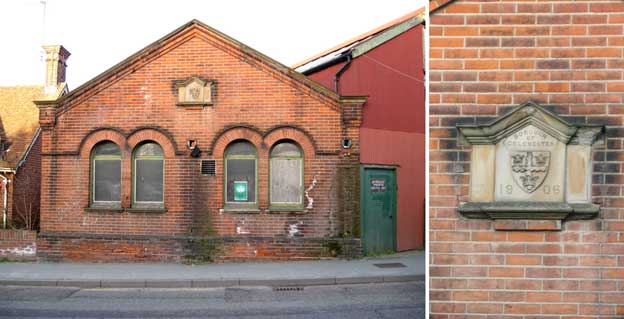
(361, 167, 397, 254)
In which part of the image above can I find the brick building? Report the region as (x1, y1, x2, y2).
(0, 46, 67, 231)
(0, 86, 41, 231)
(36, 20, 366, 262)
(429, 0, 624, 317)
(295, 9, 426, 253)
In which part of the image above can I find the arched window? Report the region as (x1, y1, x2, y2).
(224, 140, 257, 205)
(133, 142, 164, 206)
(91, 141, 121, 206)
(270, 140, 303, 207)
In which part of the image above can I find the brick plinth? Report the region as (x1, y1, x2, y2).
(38, 233, 361, 263)
(0, 229, 37, 260)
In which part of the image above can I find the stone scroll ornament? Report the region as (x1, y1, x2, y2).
(456, 101, 604, 221)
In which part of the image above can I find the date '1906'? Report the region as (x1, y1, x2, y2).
(499, 184, 561, 195)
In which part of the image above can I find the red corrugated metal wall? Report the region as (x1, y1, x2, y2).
(306, 25, 425, 250)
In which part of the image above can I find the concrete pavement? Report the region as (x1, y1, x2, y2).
(0, 250, 424, 288)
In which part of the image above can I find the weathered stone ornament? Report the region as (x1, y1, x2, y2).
(457, 101, 603, 221)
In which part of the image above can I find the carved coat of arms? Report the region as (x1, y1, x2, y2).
(510, 151, 550, 193)
(189, 87, 201, 100)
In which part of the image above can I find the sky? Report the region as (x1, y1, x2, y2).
(0, 0, 425, 88)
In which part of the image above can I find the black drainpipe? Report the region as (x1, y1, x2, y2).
(333, 54, 352, 93)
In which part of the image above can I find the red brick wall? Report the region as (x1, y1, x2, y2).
(430, 1, 624, 317)
(11, 133, 41, 230)
(38, 24, 363, 262)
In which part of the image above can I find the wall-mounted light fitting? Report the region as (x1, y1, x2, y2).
(187, 140, 201, 157)
(342, 139, 352, 149)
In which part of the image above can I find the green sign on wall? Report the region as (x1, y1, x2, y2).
(234, 181, 248, 201)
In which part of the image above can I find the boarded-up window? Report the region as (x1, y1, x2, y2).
(225, 140, 257, 204)
(92, 141, 122, 204)
(270, 141, 303, 205)
(133, 142, 164, 204)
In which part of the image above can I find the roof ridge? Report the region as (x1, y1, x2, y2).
(49, 19, 346, 115)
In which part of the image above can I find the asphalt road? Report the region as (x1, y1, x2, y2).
(0, 281, 425, 318)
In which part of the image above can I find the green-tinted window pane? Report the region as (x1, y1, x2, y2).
(225, 141, 256, 156)
(270, 158, 302, 204)
(94, 141, 121, 156)
(136, 159, 164, 202)
(94, 159, 121, 202)
(226, 159, 255, 202)
(135, 143, 164, 157)
(270, 142, 301, 157)
(233, 181, 248, 201)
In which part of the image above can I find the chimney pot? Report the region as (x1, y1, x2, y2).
(42, 45, 71, 94)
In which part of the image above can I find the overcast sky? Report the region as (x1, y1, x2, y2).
(0, 0, 425, 88)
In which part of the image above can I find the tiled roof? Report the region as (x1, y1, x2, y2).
(292, 8, 426, 70)
(0, 86, 42, 169)
(429, 0, 457, 13)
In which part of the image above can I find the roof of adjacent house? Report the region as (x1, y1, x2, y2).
(0, 85, 43, 170)
(292, 8, 426, 74)
(429, 0, 458, 13)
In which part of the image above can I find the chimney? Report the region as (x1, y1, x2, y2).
(42, 45, 70, 94)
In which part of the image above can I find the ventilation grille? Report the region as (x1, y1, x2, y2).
(273, 286, 304, 291)
(201, 160, 216, 175)
(373, 262, 406, 269)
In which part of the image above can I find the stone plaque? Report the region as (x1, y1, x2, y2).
(495, 125, 564, 202)
(456, 101, 603, 221)
(176, 77, 213, 106)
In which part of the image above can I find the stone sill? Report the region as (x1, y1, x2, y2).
(176, 102, 212, 109)
(84, 207, 167, 214)
(220, 206, 260, 214)
(84, 206, 124, 213)
(457, 201, 599, 221)
(126, 207, 168, 214)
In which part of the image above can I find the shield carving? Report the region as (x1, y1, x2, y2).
(510, 151, 550, 193)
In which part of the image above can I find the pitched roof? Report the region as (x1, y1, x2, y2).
(50, 19, 361, 115)
(292, 8, 425, 73)
(0, 86, 43, 170)
(429, 0, 458, 13)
